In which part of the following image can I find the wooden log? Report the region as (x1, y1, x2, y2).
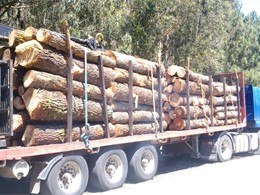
(189, 71, 210, 84)
(8, 29, 25, 48)
(163, 101, 172, 112)
(166, 65, 186, 77)
(215, 111, 239, 120)
(2, 48, 15, 61)
(23, 70, 113, 102)
(112, 101, 153, 112)
(169, 110, 176, 120)
(168, 92, 210, 107)
(173, 78, 209, 94)
(22, 88, 112, 122)
(213, 85, 237, 96)
(15, 40, 115, 87)
(22, 123, 158, 146)
(114, 67, 163, 89)
(18, 85, 25, 96)
(103, 50, 165, 77)
(212, 95, 237, 106)
(214, 105, 238, 113)
(164, 113, 171, 124)
(111, 82, 166, 106)
(111, 111, 160, 124)
(24, 26, 37, 40)
(13, 112, 29, 132)
(36, 28, 116, 68)
(167, 65, 210, 83)
(14, 96, 26, 110)
(215, 119, 238, 126)
(171, 118, 211, 130)
(174, 105, 211, 118)
(165, 85, 174, 94)
(13, 68, 25, 91)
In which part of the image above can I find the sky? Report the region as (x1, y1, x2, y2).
(241, 0, 260, 15)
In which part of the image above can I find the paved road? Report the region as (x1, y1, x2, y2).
(86, 154, 260, 195)
(0, 154, 259, 194)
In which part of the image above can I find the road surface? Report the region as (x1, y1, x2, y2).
(0, 154, 259, 194)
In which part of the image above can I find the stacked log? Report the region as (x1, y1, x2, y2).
(7, 27, 166, 147)
(164, 65, 239, 130)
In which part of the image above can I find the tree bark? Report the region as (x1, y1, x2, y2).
(111, 82, 166, 106)
(22, 123, 158, 146)
(114, 67, 163, 89)
(23, 70, 113, 102)
(103, 50, 165, 77)
(111, 101, 153, 112)
(111, 111, 160, 124)
(36, 28, 116, 68)
(22, 88, 112, 122)
(15, 40, 115, 87)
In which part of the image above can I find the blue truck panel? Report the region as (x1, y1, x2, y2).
(245, 85, 260, 128)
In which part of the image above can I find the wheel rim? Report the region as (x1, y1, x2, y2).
(57, 161, 82, 193)
(105, 154, 124, 184)
(140, 149, 155, 175)
(220, 139, 232, 160)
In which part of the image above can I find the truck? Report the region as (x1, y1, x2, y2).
(0, 27, 260, 195)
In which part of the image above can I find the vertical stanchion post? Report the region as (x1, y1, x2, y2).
(128, 61, 133, 136)
(98, 56, 109, 138)
(209, 75, 214, 127)
(222, 77, 227, 125)
(63, 21, 73, 143)
(157, 65, 163, 132)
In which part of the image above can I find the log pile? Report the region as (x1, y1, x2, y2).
(5, 27, 166, 147)
(164, 65, 239, 130)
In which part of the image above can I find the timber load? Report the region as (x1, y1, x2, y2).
(6, 26, 167, 147)
(164, 65, 240, 130)
(4, 26, 242, 147)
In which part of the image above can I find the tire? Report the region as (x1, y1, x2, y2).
(128, 145, 158, 182)
(90, 149, 128, 191)
(41, 155, 89, 195)
(217, 135, 233, 162)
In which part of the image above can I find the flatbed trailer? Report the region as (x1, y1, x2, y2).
(0, 54, 259, 195)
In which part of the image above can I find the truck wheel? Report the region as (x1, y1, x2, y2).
(217, 135, 233, 162)
(90, 149, 128, 191)
(128, 145, 158, 182)
(41, 155, 88, 195)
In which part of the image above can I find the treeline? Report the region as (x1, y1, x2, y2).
(1, 0, 260, 85)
